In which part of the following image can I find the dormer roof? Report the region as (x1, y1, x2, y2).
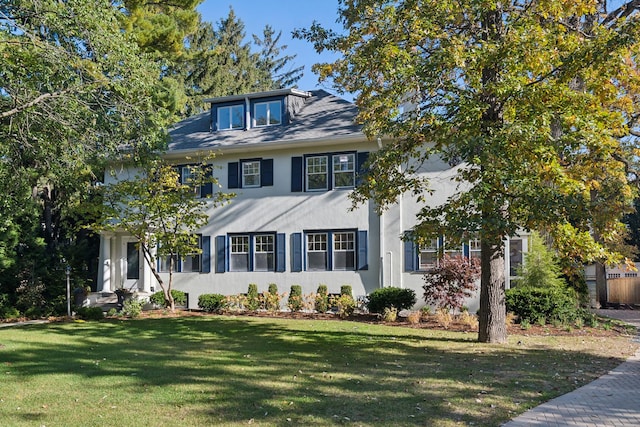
(167, 89, 365, 154)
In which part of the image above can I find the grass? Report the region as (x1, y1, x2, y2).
(0, 315, 637, 426)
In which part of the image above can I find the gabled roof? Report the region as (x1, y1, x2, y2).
(167, 90, 365, 154)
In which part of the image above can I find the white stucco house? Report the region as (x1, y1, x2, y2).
(96, 88, 527, 311)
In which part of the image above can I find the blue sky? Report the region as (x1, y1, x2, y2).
(197, 0, 344, 96)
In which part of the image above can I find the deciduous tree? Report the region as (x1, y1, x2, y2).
(96, 157, 232, 311)
(296, 0, 640, 342)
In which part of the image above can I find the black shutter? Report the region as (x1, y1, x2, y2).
(215, 235, 226, 273)
(261, 159, 274, 187)
(228, 162, 239, 189)
(356, 152, 370, 186)
(201, 167, 213, 198)
(201, 236, 211, 273)
(291, 157, 303, 192)
(276, 233, 286, 272)
(291, 232, 302, 272)
(357, 230, 368, 270)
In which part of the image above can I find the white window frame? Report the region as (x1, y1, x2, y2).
(242, 160, 261, 188)
(306, 156, 328, 191)
(419, 238, 440, 270)
(181, 166, 201, 198)
(158, 235, 202, 273)
(217, 105, 244, 130)
(181, 235, 202, 273)
(469, 238, 481, 261)
(332, 153, 355, 188)
(306, 233, 328, 271)
(230, 235, 250, 272)
(254, 234, 275, 272)
(333, 232, 356, 271)
(253, 101, 282, 127)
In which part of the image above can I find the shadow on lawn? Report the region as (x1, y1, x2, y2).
(1, 316, 632, 426)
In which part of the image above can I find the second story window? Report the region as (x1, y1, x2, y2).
(217, 105, 244, 130)
(306, 156, 328, 191)
(181, 166, 201, 198)
(242, 161, 261, 188)
(254, 101, 282, 127)
(333, 154, 355, 188)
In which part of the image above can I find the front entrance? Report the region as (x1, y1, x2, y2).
(122, 240, 141, 292)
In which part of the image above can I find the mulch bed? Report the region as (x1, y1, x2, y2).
(120, 308, 636, 337)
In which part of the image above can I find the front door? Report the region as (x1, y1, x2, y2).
(123, 240, 141, 291)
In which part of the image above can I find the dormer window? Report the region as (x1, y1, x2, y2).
(253, 101, 282, 127)
(217, 105, 244, 130)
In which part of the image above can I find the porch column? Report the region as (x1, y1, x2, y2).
(142, 243, 152, 293)
(99, 233, 113, 293)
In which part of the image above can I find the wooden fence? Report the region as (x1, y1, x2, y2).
(607, 278, 640, 304)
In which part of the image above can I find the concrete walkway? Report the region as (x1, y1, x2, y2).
(0, 319, 49, 328)
(504, 309, 640, 426)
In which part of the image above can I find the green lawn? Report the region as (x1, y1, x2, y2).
(0, 315, 637, 426)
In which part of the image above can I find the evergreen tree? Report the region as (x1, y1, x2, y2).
(513, 232, 565, 289)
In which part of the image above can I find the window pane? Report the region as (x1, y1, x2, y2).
(230, 254, 249, 271)
(218, 108, 230, 130)
(333, 154, 355, 188)
(255, 103, 268, 126)
(469, 238, 481, 260)
(218, 106, 244, 130)
(334, 232, 355, 270)
(419, 238, 439, 269)
(159, 255, 178, 273)
(254, 235, 274, 271)
(231, 105, 244, 129)
(307, 252, 327, 270)
(230, 236, 249, 272)
(269, 102, 281, 125)
(307, 233, 328, 270)
(510, 239, 523, 276)
(182, 166, 201, 198)
(254, 253, 274, 271)
(306, 156, 328, 190)
(182, 254, 201, 272)
(242, 161, 261, 187)
(334, 251, 355, 270)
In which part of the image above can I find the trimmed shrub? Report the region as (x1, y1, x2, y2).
(1, 306, 20, 320)
(315, 284, 329, 313)
(340, 285, 353, 298)
(331, 294, 355, 318)
(75, 306, 104, 321)
(122, 298, 143, 318)
(287, 285, 303, 312)
(366, 287, 416, 314)
(505, 285, 578, 324)
(149, 289, 187, 307)
(262, 284, 281, 312)
(246, 284, 260, 311)
(198, 294, 227, 313)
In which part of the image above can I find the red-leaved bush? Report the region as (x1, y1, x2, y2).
(422, 255, 481, 311)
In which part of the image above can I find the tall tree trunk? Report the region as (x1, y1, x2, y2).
(478, 236, 508, 343)
(477, 7, 507, 343)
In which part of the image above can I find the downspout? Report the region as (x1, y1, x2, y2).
(377, 137, 385, 288)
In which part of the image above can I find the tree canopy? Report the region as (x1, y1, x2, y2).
(97, 156, 232, 311)
(296, 0, 640, 342)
